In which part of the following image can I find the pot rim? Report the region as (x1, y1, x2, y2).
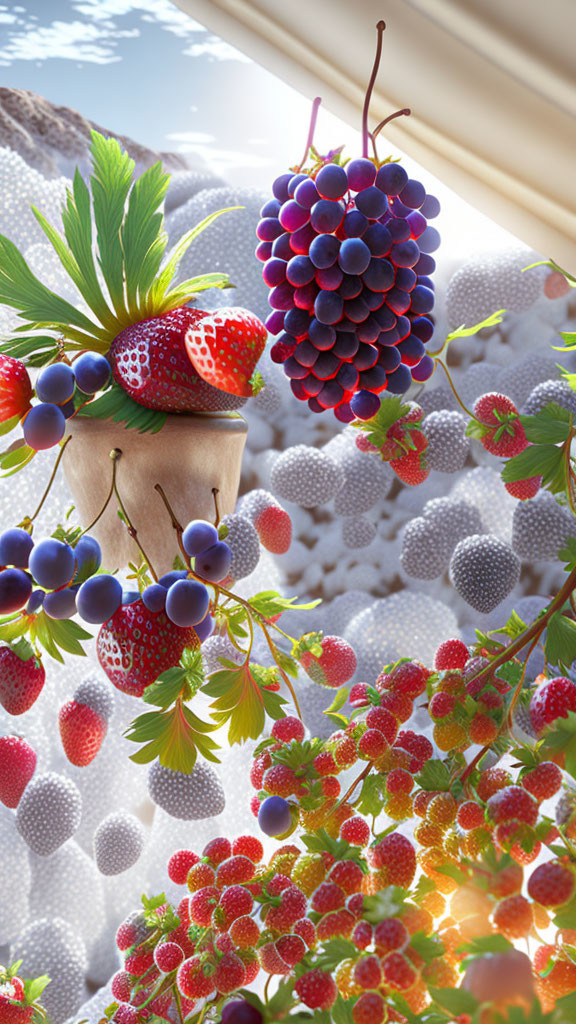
(66, 409, 248, 436)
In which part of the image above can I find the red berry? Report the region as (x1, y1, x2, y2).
(212, 951, 247, 994)
(124, 949, 154, 978)
(203, 837, 232, 865)
(265, 885, 307, 932)
(216, 856, 255, 887)
(340, 816, 371, 846)
(353, 992, 386, 1024)
(295, 969, 338, 1010)
(229, 915, 260, 948)
(328, 860, 364, 895)
(321, 775, 341, 798)
(275, 933, 306, 967)
(365, 705, 399, 742)
(353, 954, 382, 989)
(394, 730, 433, 771)
(154, 941, 185, 973)
(110, 971, 132, 1002)
(378, 690, 413, 722)
(300, 635, 357, 688)
(352, 920, 373, 950)
(271, 716, 305, 743)
(486, 785, 539, 826)
(390, 661, 429, 697)
(262, 764, 298, 796)
(313, 751, 339, 776)
(374, 917, 409, 954)
(349, 682, 370, 706)
(177, 955, 215, 999)
(434, 639, 469, 671)
(189, 886, 220, 927)
(215, 885, 254, 930)
(254, 504, 292, 555)
(473, 393, 527, 457)
(428, 692, 455, 720)
(250, 750, 271, 788)
(521, 762, 563, 801)
(311, 882, 346, 914)
(370, 833, 416, 887)
(0, 735, 36, 808)
(386, 768, 413, 795)
(389, 430, 429, 486)
(457, 801, 485, 831)
(231, 835, 264, 862)
(528, 860, 575, 908)
(381, 951, 417, 991)
(294, 917, 316, 949)
(58, 699, 107, 767)
(505, 476, 541, 500)
(167, 849, 200, 885)
(476, 767, 512, 802)
(357, 728, 387, 760)
(530, 677, 576, 735)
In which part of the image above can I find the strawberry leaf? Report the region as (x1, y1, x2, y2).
(202, 663, 287, 744)
(545, 613, 576, 669)
(363, 886, 408, 923)
(356, 772, 388, 817)
(248, 590, 321, 618)
(501, 444, 566, 490)
(126, 701, 220, 771)
(519, 404, 572, 444)
(409, 931, 444, 963)
(415, 758, 451, 792)
(428, 987, 478, 1017)
(23, 976, 50, 1004)
(78, 382, 167, 434)
(29, 612, 91, 663)
(540, 710, 576, 780)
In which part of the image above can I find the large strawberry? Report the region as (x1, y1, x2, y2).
(185, 307, 267, 398)
(0, 354, 32, 426)
(97, 599, 199, 697)
(0, 640, 45, 715)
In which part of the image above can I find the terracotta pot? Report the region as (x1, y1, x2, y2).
(63, 413, 247, 574)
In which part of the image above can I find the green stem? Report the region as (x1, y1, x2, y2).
(78, 446, 119, 538)
(434, 358, 478, 420)
(19, 435, 72, 530)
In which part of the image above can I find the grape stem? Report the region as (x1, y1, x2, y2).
(212, 487, 221, 527)
(297, 96, 322, 172)
(77, 446, 119, 538)
(371, 108, 411, 141)
(154, 482, 303, 720)
(19, 435, 72, 531)
(362, 21, 386, 158)
(111, 449, 159, 582)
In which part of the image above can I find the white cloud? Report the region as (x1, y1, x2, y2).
(72, 0, 204, 34)
(165, 131, 273, 174)
(183, 37, 250, 62)
(0, 20, 139, 65)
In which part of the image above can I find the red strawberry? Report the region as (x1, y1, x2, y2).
(0, 641, 45, 715)
(300, 635, 357, 688)
(253, 505, 292, 554)
(295, 969, 338, 1010)
(58, 699, 107, 766)
(389, 429, 429, 485)
(380, 402, 423, 459)
(0, 355, 32, 424)
(505, 476, 542, 500)
(185, 307, 267, 397)
(109, 307, 250, 413)
(0, 736, 36, 808)
(473, 392, 528, 457)
(97, 600, 199, 697)
(530, 676, 576, 735)
(0, 972, 32, 1024)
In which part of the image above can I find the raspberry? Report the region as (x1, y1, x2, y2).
(250, 794, 261, 817)
(427, 792, 457, 826)
(434, 639, 469, 670)
(292, 853, 328, 895)
(316, 909, 355, 940)
(381, 952, 417, 991)
(386, 768, 413, 795)
(124, 949, 154, 977)
(394, 731, 433, 770)
(203, 837, 232, 865)
(476, 767, 512, 802)
(168, 849, 200, 885)
(231, 835, 264, 862)
(254, 504, 292, 554)
(258, 939, 290, 976)
(294, 917, 317, 949)
(357, 728, 387, 760)
(250, 751, 271, 788)
(433, 720, 467, 751)
(313, 751, 339, 776)
(352, 991, 386, 1024)
(428, 692, 455, 720)
(437, 670, 466, 694)
(189, 886, 219, 926)
(216, 856, 255, 887)
(505, 476, 542, 500)
(353, 955, 382, 989)
(178, 896, 191, 927)
(528, 860, 575, 907)
(154, 941, 185, 973)
(413, 790, 437, 817)
(414, 821, 445, 847)
(262, 764, 298, 796)
(522, 761, 563, 801)
(457, 801, 485, 831)
(237, 949, 260, 985)
(110, 970, 132, 1001)
(370, 833, 416, 887)
(215, 885, 254, 929)
(488, 862, 524, 899)
(390, 660, 429, 697)
(340, 816, 371, 846)
(379, 690, 414, 722)
(374, 917, 409, 954)
(365, 705, 399, 742)
(295, 969, 338, 1010)
(267, 872, 293, 895)
(275, 933, 306, 967)
(352, 920, 373, 950)
(213, 951, 247, 994)
(266, 885, 308, 932)
(328, 860, 364, 895)
(347, 893, 365, 918)
(272, 716, 305, 743)
(187, 862, 216, 892)
(467, 713, 499, 745)
(322, 775, 341, 798)
(300, 635, 357, 688)
(493, 895, 533, 939)
(228, 915, 260, 948)
(385, 794, 414, 820)
(486, 786, 539, 826)
(495, 823, 541, 864)
(333, 735, 358, 768)
(311, 882, 346, 914)
(530, 676, 576, 734)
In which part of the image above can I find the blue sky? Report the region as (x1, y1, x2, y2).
(0, 0, 518, 255)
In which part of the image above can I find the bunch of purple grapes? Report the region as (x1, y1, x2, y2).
(255, 158, 440, 421)
(22, 353, 111, 452)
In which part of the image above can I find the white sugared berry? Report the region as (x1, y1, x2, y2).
(422, 411, 469, 473)
(449, 534, 520, 613)
(16, 771, 82, 856)
(271, 445, 344, 508)
(94, 812, 144, 875)
(147, 762, 225, 820)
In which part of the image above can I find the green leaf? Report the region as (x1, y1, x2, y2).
(356, 772, 388, 817)
(149, 207, 241, 308)
(519, 404, 572, 444)
(445, 309, 506, 343)
(29, 612, 92, 663)
(553, 895, 576, 929)
(523, 258, 576, 287)
(493, 609, 528, 640)
(458, 933, 513, 957)
(363, 886, 407, 923)
(90, 130, 134, 319)
(248, 590, 321, 619)
(142, 666, 187, 708)
(545, 613, 576, 668)
(314, 938, 357, 971)
(428, 987, 478, 1016)
(501, 443, 565, 489)
(352, 393, 414, 451)
(77, 382, 167, 434)
(121, 160, 170, 315)
(23, 975, 50, 1003)
(126, 701, 220, 771)
(435, 863, 469, 885)
(0, 334, 61, 367)
(0, 441, 36, 477)
(541, 710, 576, 781)
(409, 931, 444, 963)
(324, 686, 351, 715)
(415, 758, 451, 792)
(203, 663, 272, 745)
(331, 996, 355, 1024)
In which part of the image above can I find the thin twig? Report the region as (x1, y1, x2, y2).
(112, 452, 159, 581)
(21, 435, 72, 528)
(78, 446, 119, 537)
(371, 107, 411, 140)
(212, 487, 221, 527)
(362, 21, 386, 157)
(434, 359, 478, 419)
(297, 96, 322, 171)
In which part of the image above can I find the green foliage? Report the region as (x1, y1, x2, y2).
(0, 334, 61, 366)
(519, 404, 573, 444)
(458, 933, 514, 959)
(28, 612, 92, 664)
(363, 886, 407, 923)
(541, 710, 576, 780)
(23, 974, 51, 1004)
(501, 443, 566, 490)
(0, 439, 35, 476)
(202, 662, 287, 744)
(248, 591, 321, 619)
(356, 772, 388, 817)
(415, 759, 451, 792)
(351, 393, 413, 451)
(301, 829, 367, 867)
(77, 383, 167, 434)
(409, 931, 444, 963)
(445, 309, 506, 342)
(545, 612, 576, 670)
(314, 938, 358, 971)
(125, 700, 220, 772)
(428, 987, 478, 1017)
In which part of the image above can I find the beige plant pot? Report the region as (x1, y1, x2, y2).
(63, 413, 248, 574)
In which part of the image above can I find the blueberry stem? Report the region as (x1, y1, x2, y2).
(111, 450, 159, 582)
(297, 96, 322, 171)
(362, 21, 386, 158)
(20, 435, 72, 530)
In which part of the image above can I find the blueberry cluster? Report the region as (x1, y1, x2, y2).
(0, 518, 230, 633)
(23, 353, 111, 451)
(256, 159, 440, 421)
